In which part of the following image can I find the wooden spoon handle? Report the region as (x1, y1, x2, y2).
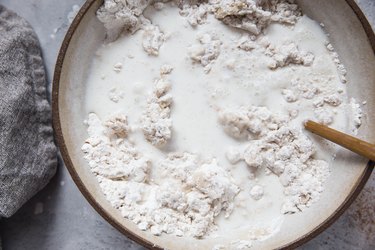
(304, 120, 375, 161)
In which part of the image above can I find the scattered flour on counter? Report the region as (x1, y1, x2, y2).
(188, 33, 222, 73)
(50, 27, 59, 40)
(219, 106, 331, 213)
(141, 78, 173, 147)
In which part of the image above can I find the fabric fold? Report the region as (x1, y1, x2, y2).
(0, 5, 57, 218)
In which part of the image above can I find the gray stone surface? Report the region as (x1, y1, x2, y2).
(0, 0, 374, 249)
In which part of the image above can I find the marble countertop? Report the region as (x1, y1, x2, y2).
(0, 0, 374, 249)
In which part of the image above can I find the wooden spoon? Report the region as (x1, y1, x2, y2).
(304, 120, 375, 161)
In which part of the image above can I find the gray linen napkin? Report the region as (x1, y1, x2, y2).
(0, 5, 57, 218)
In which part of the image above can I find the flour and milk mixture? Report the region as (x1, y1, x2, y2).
(81, 0, 364, 247)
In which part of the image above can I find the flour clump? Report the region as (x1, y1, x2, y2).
(82, 113, 151, 182)
(142, 24, 165, 56)
(264, 42, 315, 69)
(219, 106, 330, 212)
(180, 3, 209, 27)
(83, 117, 239, 238)
(97, 0, 152, 40)
(141, 78, 173, 147)
(349, 97, 363, 134)
(213, 0, 301, 35)
(188, 33, 222, 73)
(250, 185, 264, 200)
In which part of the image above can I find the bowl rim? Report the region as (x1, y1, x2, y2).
(52, 0, 375, 249)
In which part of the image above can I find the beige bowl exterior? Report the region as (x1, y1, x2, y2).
(52, 0, 375, 249)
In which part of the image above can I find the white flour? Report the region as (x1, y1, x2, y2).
(140, 77, 173, 147)
(188, 33, 222, 73)
(219, 105, 330, 212)
(326, 42, 348, 83)
(142, 24, 165, 56)
(82, 115, 239, 237)
(264, 42, 315, 69)
(108, 87, 124, 103)
(97, 0, 301, 40)
(249, 185, 264, 201)
(180, 3, 209, 27)
(82, 0, 364, 246)
(212, 0, 301, 35)
(350, 97, 363, 134)
(97, 0, 151, 40)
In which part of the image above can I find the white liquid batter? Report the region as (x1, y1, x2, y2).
(82, 1, 361, 247)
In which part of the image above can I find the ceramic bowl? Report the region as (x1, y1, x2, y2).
(52, 0, 375, 249)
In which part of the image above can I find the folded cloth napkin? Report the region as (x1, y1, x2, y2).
(0, 5, 57, 218)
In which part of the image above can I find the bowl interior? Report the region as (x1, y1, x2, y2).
(54, 0, 375, 249)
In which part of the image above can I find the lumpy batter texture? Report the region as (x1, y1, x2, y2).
(82, 0, 363, 246)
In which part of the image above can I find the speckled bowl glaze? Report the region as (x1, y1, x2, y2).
(52, 0, 375, 249)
